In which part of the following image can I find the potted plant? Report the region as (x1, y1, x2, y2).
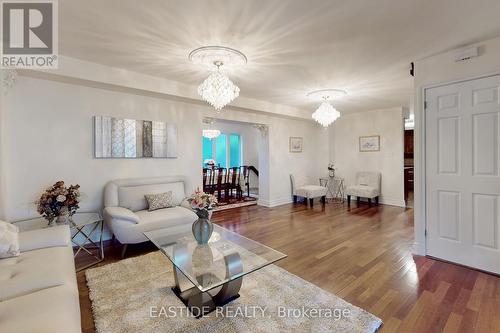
(36, 181, 81, 226)
(188, 189, 218, 244)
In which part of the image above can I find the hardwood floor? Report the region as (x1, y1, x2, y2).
(76, 202, 500, 333)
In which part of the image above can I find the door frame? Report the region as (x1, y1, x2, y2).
(415, 71, 500, 256)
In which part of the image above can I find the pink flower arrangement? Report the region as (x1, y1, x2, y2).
(188, 189, 217, 219)
(36, 181, 80, 223)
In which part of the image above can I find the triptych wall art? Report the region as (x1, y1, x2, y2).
(94, 116, 178, 158)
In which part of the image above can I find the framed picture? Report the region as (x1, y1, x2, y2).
(359, 135, 380, 152)
(289, 137, 303, 153)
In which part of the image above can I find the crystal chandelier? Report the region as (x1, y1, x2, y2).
(307, 89, 346, 127)
(197, 62, 240, 111)
(189, 46, 247, 112)
(202, 129, 221, 139)
(312, 100, 341, 127)
(202, 118, 221, 139)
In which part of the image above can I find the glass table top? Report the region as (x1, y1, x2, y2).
(144, 224, 287, 292)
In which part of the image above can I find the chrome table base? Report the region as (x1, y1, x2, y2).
(172, 252, 243, 318)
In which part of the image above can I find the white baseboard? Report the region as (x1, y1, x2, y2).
(346, 196, 406, 208)
(379, 197, 406, 207)
(258, 197, 293, 207)
(259, 196, 406, 208)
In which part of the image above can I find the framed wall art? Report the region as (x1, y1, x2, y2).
(359, 135, 380, 152)
(289, 137, 303, 153)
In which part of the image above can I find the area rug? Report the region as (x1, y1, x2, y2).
(213, 199, 257, 212)
(86, 252, 382, 333)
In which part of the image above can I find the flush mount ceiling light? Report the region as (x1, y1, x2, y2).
(202, 117, 221, 139)
(189, 46, 247, 112)
(307, 89, 346, 127)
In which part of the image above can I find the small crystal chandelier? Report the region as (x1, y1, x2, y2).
(312, 99, 341, 127)
(307, 89, 346, 127)
(202, 129, 221, 139)
(202, 118, 221, 139)
(197, 61, 240, 112)
(189, 46, 247, 112)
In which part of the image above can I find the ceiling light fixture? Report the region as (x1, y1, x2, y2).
(202, 128, 221, 139)
(307, 89, 346, 127)
(202, 117, 221, 139)
(189, 46, 247, 112)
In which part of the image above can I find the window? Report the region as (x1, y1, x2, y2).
(229, 134, 240, 168)
(202, 133, 241, 168)
(202, 137, 213, 162)
(215, 134, 227, 168)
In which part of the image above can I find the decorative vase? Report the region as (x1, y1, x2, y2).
(192, 218, 214, 245)
(56, 214, 70, 225)
(47, 218, 56, 227)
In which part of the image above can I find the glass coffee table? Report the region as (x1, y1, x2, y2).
(144, 224, 286, 317)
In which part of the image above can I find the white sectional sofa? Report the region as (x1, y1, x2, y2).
(103, 176, 198, 253)
(0, 225, 81, 333)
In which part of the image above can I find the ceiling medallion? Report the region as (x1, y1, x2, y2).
(189, 46, 247, 112)
(307, 89, 346, 127)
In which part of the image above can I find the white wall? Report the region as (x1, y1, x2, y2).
(331, 107, 405, 207)
(413, 35, 500, 255)
(0, 70, 5, 220)
(3, 75, 328, 221)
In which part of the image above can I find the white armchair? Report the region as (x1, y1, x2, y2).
(290, 174, 327, 207)
(345, 172, 381, 207)
(103, 176, 197, 257)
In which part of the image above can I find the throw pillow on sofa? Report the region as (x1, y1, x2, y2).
(0, 220, 20, 258)
(145, 191, 174, 211)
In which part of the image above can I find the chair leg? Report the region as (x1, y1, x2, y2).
(293, 195, 297, 204)
(368, 198, 372, 207)
(321, 196, 326, 205)
(347, 195, 351, 207)
(357, 197, 360, 206)
(121, 244, 128, 259)
(375, 196, 379, 205)
(309, 198, 314, 207)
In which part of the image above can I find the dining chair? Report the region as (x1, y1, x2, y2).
(202, 168, 215, 194)
(240, 165, 250, 198)
(215, 167, 227, 201)
(227, 167, 241, 199)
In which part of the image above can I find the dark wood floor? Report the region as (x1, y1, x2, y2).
(76, 201, 500, 333)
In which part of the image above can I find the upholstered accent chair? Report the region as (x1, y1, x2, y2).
(103, 176, 197, 257)
(290, 174, 327, 207)
(345, 172, 381, 207)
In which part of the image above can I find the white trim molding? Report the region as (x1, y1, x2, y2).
(258, 197, 293, 208)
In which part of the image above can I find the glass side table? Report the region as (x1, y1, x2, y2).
(319, 176, 345, 203)
(70, 212, 105, 271)
(14, 212, 104, 272)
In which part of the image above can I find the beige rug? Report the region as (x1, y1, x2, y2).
(86, 252, 382, 333)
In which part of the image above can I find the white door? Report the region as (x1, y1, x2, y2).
(426, 75, 500, 274)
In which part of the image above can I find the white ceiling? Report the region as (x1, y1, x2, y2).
(60, 0, 500, 113)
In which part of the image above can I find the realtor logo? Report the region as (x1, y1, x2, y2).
(1, 0, 58, 68)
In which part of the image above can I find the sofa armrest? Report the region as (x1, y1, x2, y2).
(19, 225, 71, 252)
(104, 206, 140, 224)
(179, 197, 192, 210)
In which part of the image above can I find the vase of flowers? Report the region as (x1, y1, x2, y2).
(36, 181, 80, 226)
(188, 189, 217, 244)
(328, 163, 336, 178)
